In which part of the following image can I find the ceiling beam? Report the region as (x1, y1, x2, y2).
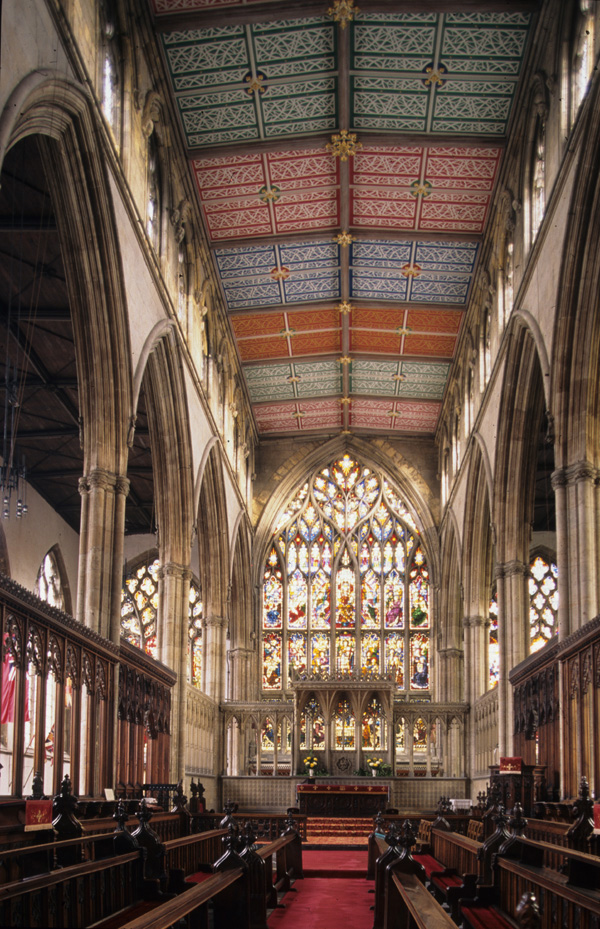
(156, 0, 539, 31)
(189, 131, 505, 163)
(0, 219, 58, 233)
(229, 299, 466, 317)
(7, 321, 80, 427)
(242, 349, 456, 369)
(211, 227, 481, 251)
(31, 467, 154, 478)
(15, 426, 150, 440)
(9, 307, 71, 322)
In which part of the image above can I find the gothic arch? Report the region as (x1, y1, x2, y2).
(229, 515, 253, 651)
(552, 71, 600, 468)
(463, 445, 495, 609)
(254, 435, 440, 590)
(0, 73, 133, 476)
(438, 517, 463, 702)
(140, 333, 194, 566)
(494, 317, 548, 563)
(197, 444, 230, 621)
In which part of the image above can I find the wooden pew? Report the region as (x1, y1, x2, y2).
(118, 821, 304, 929)
(120, 868, 248, 929)
(384, 871, 457, 929)
(0, 850, 145, 928)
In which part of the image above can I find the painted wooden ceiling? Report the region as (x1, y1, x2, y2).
(152, 0, 535, 437)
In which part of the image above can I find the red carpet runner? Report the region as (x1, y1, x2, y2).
(268, 849, 374, 929)
(305, 816, 372, 847)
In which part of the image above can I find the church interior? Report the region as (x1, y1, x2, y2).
(1, 0, 600, 924)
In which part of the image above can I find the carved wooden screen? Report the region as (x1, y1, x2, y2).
(0, 575, 117, 798)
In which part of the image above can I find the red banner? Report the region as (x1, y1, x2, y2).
(499, 757, 522, 773)
(25, 800, 53, 832)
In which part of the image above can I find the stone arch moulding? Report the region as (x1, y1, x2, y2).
(512, 309, 551, 408)
(132, 319, 176, 421)
(552, 71, 600, 466)
(193, 435, 219, 518)
(472, 431, 495, 512)
(0, 71, 134, 475)
(254, 434, 440, 590)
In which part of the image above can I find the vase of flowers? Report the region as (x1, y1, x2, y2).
(303, 755, 318, 780)
(367, 757, 381, 777)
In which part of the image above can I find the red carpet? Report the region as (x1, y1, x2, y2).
(306, 816, 371, 847)
(268, 850, 372, 928)
(268, 877, 374, 928)
(303, 848, 368, 878)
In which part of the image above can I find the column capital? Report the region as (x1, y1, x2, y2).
(564, 460, 598, 485)
(158, 562, 192, 582)
(495, 560, 528, 579)
(551, 467, 568, 489)
(229, 647, 254, 659)
(463, 615, 486, 629)
(204, 614, 228, 629)
(79, 468, 129, 495)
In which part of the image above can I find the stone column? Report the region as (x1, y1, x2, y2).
(551, 468, 570, 640)
(566, 461, 598, 630)
(158, 562, 192, 782)
(203, 615, 228, 703)
(77, 469, 129, 642)
(495, 560, 528, 756)
(228, 647, 254, 702)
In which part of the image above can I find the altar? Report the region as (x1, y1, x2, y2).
(297, 782, 389, 817)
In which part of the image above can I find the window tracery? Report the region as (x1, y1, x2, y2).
(120, 558, 202, 678)
(35, 550, 65, 612)
(261, 455, 429, 693)
(529, 554, 558, 652)
(572, 0, 595, 118)
(489, 590, 499, 689)
(100, 0, 120, 134)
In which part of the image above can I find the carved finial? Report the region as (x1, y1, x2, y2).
(515, 891, 541, 929)
(113, 799, 129, 832)
(141, 91, 162, 138)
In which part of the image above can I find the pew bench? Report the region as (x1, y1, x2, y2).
(384, 870, 456, 929)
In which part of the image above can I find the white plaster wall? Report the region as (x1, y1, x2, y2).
(184, 366, 215, 503)
(519, 158, 578, 383)
(123, 534, 157, 568)
(475, 355, 506, 487)
(2, 479, 79, 604)
(109, 172, 168, 394)
(222, 464, 241, 555)
(0, 1, 74, 116)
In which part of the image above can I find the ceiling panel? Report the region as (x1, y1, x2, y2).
(215, 240, 341, 309)
(350, 145, 502, 234)
(351, 11, 530, 135)
(152, 1, 535, 437)
(350, 397, 442, 432)
(192, 148, 340, 240)
(163, 19, 337, 146)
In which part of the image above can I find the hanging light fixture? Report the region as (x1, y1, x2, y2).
(1, 369, 28, 520)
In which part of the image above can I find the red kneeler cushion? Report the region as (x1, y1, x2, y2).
(461, 903, 514, 929)
(431, 873, 462, 891)
(413, 854, 443, 878)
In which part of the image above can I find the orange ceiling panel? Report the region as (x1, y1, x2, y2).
(403, 334, 457, 357)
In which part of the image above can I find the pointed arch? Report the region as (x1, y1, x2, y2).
(494, 318, 548, 563)
(141, 334, 194, 565)
(254, 434, 439, 589)
(197, 443, 230, 620)
(0, 73, 133, 475)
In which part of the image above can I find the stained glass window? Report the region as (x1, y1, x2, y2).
(413, 718, 427, 752)
(529, 555, 558, 652)
(36, 550, 65, 611)
(333, 697, 355, 751)
(121, 559, 161, 658)
(362, 697, 386, 750)
(489, 591, 499, 689)
(188, 584, 203, 688)
(262, 455, 429, 692)
(300, 696, 325, 752)
(120, 559, 202, 670)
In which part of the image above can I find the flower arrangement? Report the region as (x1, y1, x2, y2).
(303, 755, 319, 771)
(366, 757, 382, 771)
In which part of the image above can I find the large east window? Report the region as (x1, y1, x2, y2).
(261, 455, 430, 693)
